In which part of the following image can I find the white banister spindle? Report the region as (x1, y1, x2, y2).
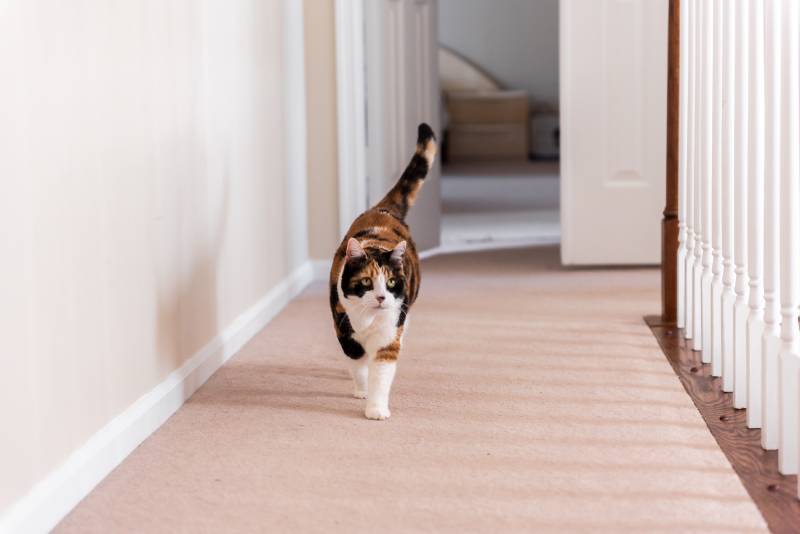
(677, 0, 689, 331)
(777, 0, 800, 475)
(746, 0, 765, 429)
(692, 0, 705, 352)
(685, 0, 697, 342)
(710, 0, 724, 375)
(732, 0, 749, 409)
(700, 0, 714, 363)
(720, 0, 736, 391)
(761, 0, 782, 451)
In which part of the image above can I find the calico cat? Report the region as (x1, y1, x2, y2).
(329, 123, 437, 420)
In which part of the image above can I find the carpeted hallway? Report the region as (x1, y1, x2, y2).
(56, 246, 766, 533)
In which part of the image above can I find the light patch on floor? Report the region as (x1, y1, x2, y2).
(441, 160, 560, 247)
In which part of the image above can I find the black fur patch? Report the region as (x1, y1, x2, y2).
(338, 333, 365, 359)
(341, 257, 370, 298)
(397, 302, 408, 327)
(352, 228, 377, 239)
(330, 284, 365, 359)
(417, 122, 436, 145)
(328, 284, 339, 309)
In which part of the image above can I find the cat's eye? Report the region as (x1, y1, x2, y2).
(386, 278, 396, 288)
(360, 278, 372, 287)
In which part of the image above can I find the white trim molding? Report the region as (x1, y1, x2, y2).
(334, 0, 368, 236)
(558, 0, 573, 265)
(283, 0, 310, 269)
(419, 237, 561, 261)
(0, 262, 315, 534)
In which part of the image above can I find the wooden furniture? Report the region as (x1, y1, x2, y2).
(445, 90, 529, 161)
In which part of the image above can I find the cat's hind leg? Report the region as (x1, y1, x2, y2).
(349, 358, 369, 399)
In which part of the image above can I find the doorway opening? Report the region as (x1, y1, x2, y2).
(344, 0, 667, 264)
(437, 0, 560, 251)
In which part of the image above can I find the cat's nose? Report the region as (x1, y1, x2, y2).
(376, 295, 386, 303)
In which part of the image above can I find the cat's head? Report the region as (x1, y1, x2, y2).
(340, 238, 407, 311)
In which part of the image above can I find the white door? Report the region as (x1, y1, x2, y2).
(365, 0, 442, 252)
(560, 0, 668, 265)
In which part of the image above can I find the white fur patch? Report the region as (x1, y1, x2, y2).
(419, 139, 437, 167)
(365, 361, 396, 420)
(336, 265, 403, 420)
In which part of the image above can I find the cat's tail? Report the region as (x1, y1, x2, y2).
(376, 123, 437, 219)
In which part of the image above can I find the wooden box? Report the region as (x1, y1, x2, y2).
(447, 123, 528, 161)
(445, 90, 529, 161)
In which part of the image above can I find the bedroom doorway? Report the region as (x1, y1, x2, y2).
(438, 0, 561, 250)
(437, 0, 561, 251)
(340, 0, 667, 263)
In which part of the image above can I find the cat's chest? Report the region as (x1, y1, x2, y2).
(342, 303, 399, 353)
(354, 310, 398, 350)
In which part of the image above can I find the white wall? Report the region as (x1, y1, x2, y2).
(0, 0, 307, 525)
(365, 0, 442, 252)
(438, 0, 559, 109)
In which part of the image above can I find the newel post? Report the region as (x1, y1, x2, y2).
(662, 0, 680, 325)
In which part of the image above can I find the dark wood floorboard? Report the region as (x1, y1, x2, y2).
(645, 316, 800, 533)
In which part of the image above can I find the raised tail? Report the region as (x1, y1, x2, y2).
(376, 123, 437, 219)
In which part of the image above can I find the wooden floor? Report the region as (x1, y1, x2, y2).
(646, 317, 800, 534)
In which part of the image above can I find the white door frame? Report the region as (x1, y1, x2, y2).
(334, 0, 368, 237)
(284, 0, 309, 269)
(336, 0, 443, 252)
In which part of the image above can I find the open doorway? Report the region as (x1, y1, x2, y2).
(346, 0, 665, 263)
(437, 0, 560, 250)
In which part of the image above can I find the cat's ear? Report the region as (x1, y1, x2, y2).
(345, 238, 365, 263)
(390, 240, 407, 264)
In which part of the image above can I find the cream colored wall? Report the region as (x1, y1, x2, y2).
(304, 0, 342, 260)
(0, 0, 300, 512)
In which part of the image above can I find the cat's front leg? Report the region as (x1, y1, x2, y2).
(365, 361, 396, 420)
(364, 341, 400, 420)
(349, 358, 369, 399)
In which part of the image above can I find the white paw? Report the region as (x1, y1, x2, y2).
(364, 404, 391, 420)
(353, 389, 367, 399)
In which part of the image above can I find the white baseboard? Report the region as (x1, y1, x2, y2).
(419, 237, 559, 260)
(0, 261, 315, 534)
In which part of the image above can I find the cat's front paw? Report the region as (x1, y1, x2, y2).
(353, 389, 367, 399)
(364, 404, 391, 420)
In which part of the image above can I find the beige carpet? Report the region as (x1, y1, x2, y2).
(57, 246, 766, 533)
